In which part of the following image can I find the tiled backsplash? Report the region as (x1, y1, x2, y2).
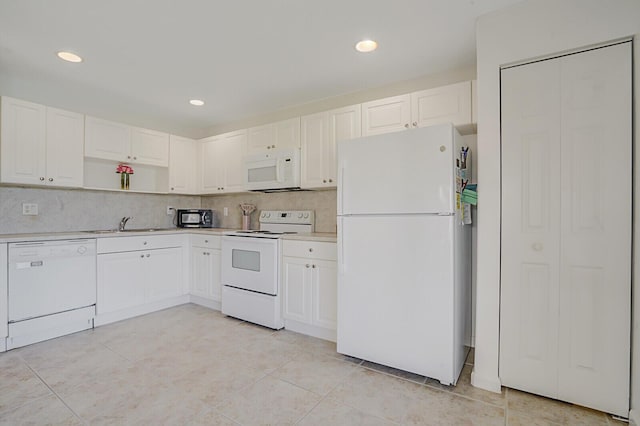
(0, 187, 337, 235)
(0, 187, 201, 234)
(201, 190, 337, 233)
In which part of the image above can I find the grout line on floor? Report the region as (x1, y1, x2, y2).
(21, 358, 86, 424)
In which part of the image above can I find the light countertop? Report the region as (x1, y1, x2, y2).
(0, 228, 337, 244)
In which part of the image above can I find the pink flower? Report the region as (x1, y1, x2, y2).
(116, 164, 134, 174)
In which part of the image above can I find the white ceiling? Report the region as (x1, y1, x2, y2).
(0, 0, 521, 138)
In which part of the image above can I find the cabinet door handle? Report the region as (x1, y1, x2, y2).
(306, 264, 310, 268)
(127, 156, 131, 159)
(39, 177, 45, 181)
(47, 177, 53, 182)
(404, 123, 410, 129)
(140, 254, 144, 258)
(146, 253, 150, 257)
(204, 240, 208, 243)
(329, 179, 333, 183)
(171, 187, 175, 191)
(308, 248, 313, 252)
(312, 264, 316, 268)
(271, 145, 275, 148)
(143, 241, 147, 245)
(323, 179, 327, 183)
(267, 146, 271, 149)
(412, 122, 418, 127)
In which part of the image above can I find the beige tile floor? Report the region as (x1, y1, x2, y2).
(0, 304, 625, 425)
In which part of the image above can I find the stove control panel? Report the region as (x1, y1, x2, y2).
(259, 210, 314, 225)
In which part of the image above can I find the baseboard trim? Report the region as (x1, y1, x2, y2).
(470, 369, 502, 393)
(95, 295, 189, 326)
(283, 319, 336, 342)
(189, 295, 221, 311)
(628, 408, 638, 425)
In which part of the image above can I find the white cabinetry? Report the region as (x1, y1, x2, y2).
(361, 82, 473, 136)
(85, 116, 169, 166)
(130, 127, 170, 167)
(282, 240, 337, 341)
(190, 235, 222, 309)
(0, 244, 7, 352)
(301, 105, 360, 188)
(361, 94, 411, 136)
(200, 129, 247, 193)
(1, 97, 84, 187)
(96, 235, 187, 325)
(499, 43, 631, 417)
(169, 135, 197, 194)
(247, 117, 300, 154)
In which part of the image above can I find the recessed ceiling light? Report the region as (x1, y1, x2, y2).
(189, 99, 205, 106)
(355, 39, 378, 53)
(57, 51, 83, 63)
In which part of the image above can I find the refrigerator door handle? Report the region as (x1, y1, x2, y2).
(338, 218, 345, 272)
(339, 166, 345, 214)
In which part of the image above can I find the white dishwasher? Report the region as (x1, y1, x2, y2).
(7, 239, 97, 349)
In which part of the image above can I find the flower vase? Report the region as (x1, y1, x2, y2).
(120, 173, 130, 190)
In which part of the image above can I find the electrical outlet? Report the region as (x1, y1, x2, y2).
(166, 206, 174, 215)
(22, 203, 38, 215)
(223, 207, 228, 217)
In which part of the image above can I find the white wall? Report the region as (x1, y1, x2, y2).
(474, 0, 640, 420)
(200, 65, 476, 138)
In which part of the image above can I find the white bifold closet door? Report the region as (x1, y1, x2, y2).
(500, 41, 631, 417)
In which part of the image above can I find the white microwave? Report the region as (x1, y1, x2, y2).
(244, 149, 301, 192)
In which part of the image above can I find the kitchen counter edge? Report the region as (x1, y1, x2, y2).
(0, 229, 337, 244)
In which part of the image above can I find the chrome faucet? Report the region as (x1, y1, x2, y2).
(119, 216, 132, 232)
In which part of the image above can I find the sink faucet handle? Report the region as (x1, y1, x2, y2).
(119, 216, 132, 231)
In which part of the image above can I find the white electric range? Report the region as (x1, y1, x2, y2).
(220, 210, 314, 329)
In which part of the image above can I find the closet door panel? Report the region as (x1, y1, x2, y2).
(557, 42, 631, 417)
(499, 58, 561, 397)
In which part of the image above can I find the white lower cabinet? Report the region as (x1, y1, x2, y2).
(0, 244, 7, 352)
(282, 240, 337, 341)
(190, 235, 222, 307)
(96, 236, 186, 324)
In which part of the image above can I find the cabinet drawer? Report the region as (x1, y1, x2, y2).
(190, 234, 221, 249)
(282, 240, 336, 261)
(97, 234, 184, 254)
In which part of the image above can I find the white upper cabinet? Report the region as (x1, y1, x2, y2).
(221, 130, 247, 193)
(1, 97, 83, 187)
(301, 104, 360, 189)
(85, 116, 169, 167)
(1, 97, 46, 186)
(362, 82, 474, 136)
(169, 135, 197, 194)
(200, 136, 223, 193)
(200, 129, 247, 194)
(84, 116, 130, 162)
(45, 107, 85, 187)
(247, 117, 300, 154)
(361, 94, 411, 136)
(411, 81, 471, 129)
(130, 127, 169, 167)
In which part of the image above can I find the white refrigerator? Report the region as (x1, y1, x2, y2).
(336, 123, 471, 385)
